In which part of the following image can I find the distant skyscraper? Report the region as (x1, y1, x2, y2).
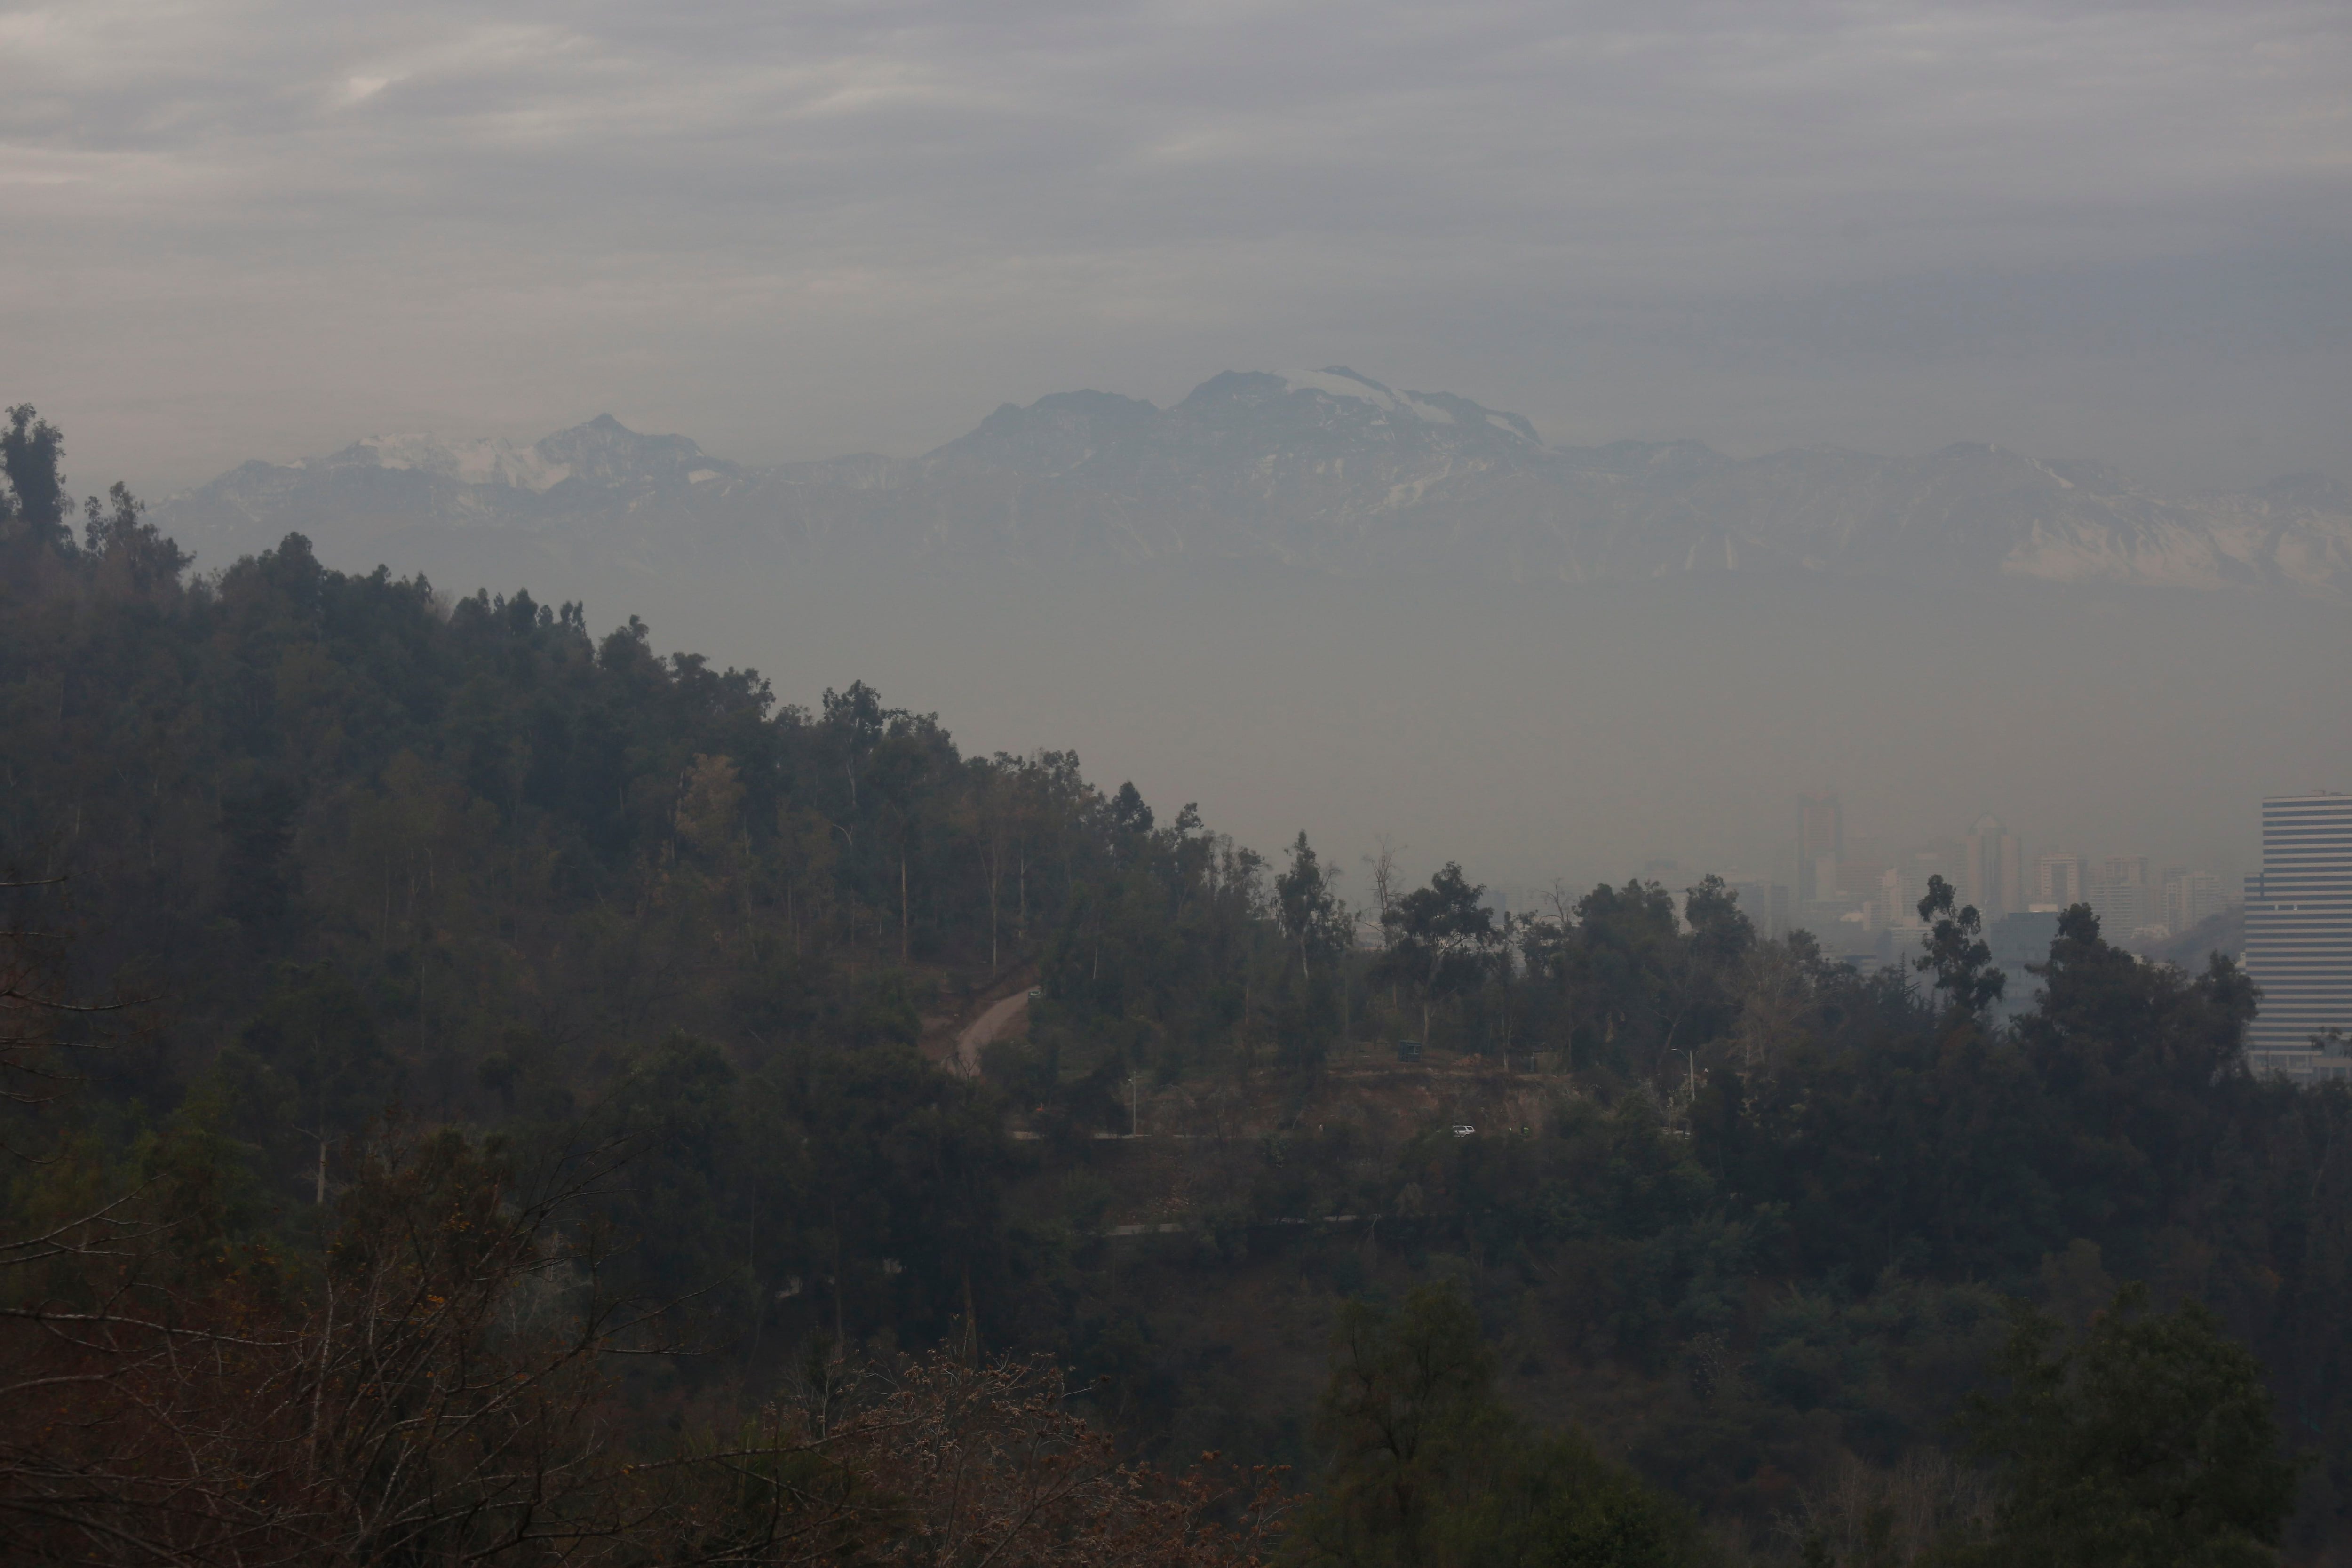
(2086, 852, 2166, 937)
(2035, 852, 2084, 907)
(2166, 870, 2224, 933)
(1962, 814, 2021, 918)
(2088, 879, 2160, 937)
(1835, 838, 1888, 901)
(1729, 879, 1790, 939)
(2244, 793, 2352, 1060)
(2102, 854, 2151, 890)
(1797, 792, 1842, 905)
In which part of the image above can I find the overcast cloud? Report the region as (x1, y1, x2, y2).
(5, 0, 2349, 496)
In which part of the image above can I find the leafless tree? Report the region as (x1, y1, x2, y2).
(0, 1120, 1289, 1567)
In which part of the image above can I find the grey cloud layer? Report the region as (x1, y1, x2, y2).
(4, 0, 2348, 494)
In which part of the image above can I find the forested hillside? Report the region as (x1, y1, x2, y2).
(4, 405, 2348, 1565)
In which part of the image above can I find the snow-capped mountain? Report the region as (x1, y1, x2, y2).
(156, 371, 2352, 596)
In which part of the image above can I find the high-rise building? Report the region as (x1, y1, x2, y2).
(1962, 814, 2022, 918)
(2088, 880, 2161, 938)
(1729, 879, 1790, 939)
(2035, 852, 2084, 907)
(2166, 870, 2224, 933)
(1836, 837, 1888, 902)
(2244, 793, 2352, 1070)
(1797, 792, 1842, 905)
(1987, 910, 2063, 1016)
(2086, 853, 2165, 937)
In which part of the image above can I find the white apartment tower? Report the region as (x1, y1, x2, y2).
(2244, 793, 2352, 1059)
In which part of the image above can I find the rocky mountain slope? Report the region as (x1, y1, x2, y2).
(158, 368, 2352, 595)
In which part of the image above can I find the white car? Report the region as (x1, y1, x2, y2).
(1451, 1124, 1475, 1138)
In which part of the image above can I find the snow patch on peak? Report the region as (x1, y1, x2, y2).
(1279, 368, 1403, 414)
(338, 433, 572, 493)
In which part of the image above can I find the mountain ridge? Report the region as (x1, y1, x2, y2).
(154, 370, 2352, 596)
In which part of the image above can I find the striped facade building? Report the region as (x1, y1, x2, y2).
(2245, 793, 2352, 1079)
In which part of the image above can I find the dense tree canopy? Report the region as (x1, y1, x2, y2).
(2, 406, 2344, 1564)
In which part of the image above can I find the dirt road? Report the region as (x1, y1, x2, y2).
(952, 991, 1030, 1076)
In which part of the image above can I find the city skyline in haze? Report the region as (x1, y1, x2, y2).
(8, 0, 2347, 920)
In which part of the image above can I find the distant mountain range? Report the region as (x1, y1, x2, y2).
(158, 368, 2352, 595)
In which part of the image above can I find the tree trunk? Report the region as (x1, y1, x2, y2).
(985, 837, 1001, 972)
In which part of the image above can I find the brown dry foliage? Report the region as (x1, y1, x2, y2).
(0, 1124, 1286, 1567)
(687, 1355, 1291, 1568)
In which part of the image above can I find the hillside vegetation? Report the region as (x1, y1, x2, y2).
(2, 405, 2345, 1565)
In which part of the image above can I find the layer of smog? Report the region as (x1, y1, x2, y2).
(6, 3, 2349, 1564)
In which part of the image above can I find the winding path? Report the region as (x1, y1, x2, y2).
(952, 991, 1031, 1077)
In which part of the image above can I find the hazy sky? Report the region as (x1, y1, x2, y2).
(6, 0, 2349, 499)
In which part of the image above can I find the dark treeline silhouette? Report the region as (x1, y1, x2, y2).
(1, 406, 2343, 1564)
